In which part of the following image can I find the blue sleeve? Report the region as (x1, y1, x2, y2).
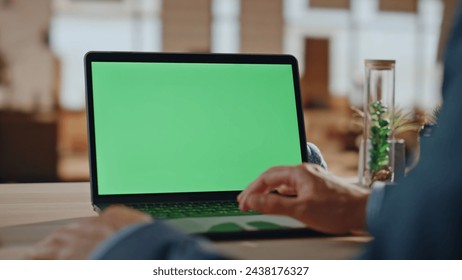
(358, 1, 462, 259)
(365, 182, 386, 233)
(89, 222, 228, 260)
(306, 142, 327, 169)
(365, 182, 396, 234)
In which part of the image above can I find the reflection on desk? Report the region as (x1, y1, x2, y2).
(0, 182, 370, 259)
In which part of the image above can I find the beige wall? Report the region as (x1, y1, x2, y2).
(240, 0, 283, 54)
(0, 0, 56, 113)
(163, 0, 285, 54)
(438, 0, 459, 61)
(163, 0, 211, 52)
(379, 0, 418, 13)
(310, 0, 350, 9)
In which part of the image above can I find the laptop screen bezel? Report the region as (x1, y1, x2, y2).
(85, 51, 308, 205)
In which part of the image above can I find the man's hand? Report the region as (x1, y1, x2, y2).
(238, 164, 369, 235)
(28, 205, 152, 260)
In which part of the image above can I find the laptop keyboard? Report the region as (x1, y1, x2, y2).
(127, 201, 258, 219)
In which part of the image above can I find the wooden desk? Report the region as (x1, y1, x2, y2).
(0, 182, 369, 259)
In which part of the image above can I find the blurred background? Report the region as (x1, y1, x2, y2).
(0, 0, 454, 183)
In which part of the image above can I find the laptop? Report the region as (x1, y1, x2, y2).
(84, 51, 320, 239)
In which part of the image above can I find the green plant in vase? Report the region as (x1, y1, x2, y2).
(369, 100, 392, 182)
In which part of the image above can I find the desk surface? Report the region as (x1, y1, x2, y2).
(0, 182, 369, 259)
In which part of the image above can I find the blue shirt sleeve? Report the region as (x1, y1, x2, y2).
(306, 142, 327, 169)
(89, 221, 228, 260)
(365, 181, 392, 234)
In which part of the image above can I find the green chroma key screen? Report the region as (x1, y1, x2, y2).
(91, 61, 302, 195)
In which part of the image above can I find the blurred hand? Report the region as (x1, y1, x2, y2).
(238, 164, 369, 235)
(28, 205, 152, 260)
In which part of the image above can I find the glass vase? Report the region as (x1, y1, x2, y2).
(359, 60, 396, 187)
